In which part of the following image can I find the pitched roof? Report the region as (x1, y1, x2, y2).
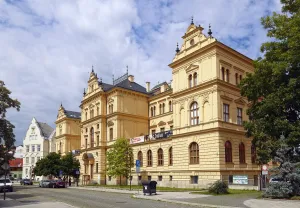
(9, 158, 23, 167)
(64, 110, 81, 119)
(151, 81, 168, 92)
(36, 122, 54, 139)
(99, 79, 148, 94)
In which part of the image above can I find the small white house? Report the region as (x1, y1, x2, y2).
(22, 118, 54, 181)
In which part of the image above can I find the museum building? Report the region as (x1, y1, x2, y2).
(78, 20, 260, 189)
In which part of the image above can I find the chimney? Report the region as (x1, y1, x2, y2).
(146, 82, 150, 92)
(128, 75, 134, 82)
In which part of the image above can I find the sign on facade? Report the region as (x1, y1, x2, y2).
(233, 175, 248, 185)
(130, 136, 145, 144)
(262, 170, 268, 175)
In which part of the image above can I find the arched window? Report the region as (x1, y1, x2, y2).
(154, 106, 156, 116)
(225, 141, 232, 163)
(226, 69, 230, 82)
(97, 107, 99, 116)
(157, 148, 164, 166)
(235, 73, 238, 85)
(190, 102, 199, 125)
(169, 147, 173, 166)
(59, 142, 62, 153)
(169, 101, 172, 112)
(188, 74, 193, 88)
(251, 144, 256, 164)
(138, 151, 143, 167)
(221, 67, 225, 81)
(193, 73, 197, 86)
(239, 142, 245, 163)
(162, 103, 165, 114)
(159, 104, 162, 114)
(85, 112, 88, 121)
(189, 142, 199, 164)
(90, 127, 94, 147)
(147, 150, 152, 166)
(111, 105, 113, 113)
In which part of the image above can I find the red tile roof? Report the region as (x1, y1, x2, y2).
(9, 158, 23, 167)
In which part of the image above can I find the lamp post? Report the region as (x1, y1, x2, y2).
(1, 146, 16, 200)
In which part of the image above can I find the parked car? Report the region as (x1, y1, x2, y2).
(20, 179, 33, 185)
(269, 177, 284, 183)
(49, 179, 65, 188)
(39, 180, 51, 188)
(0, 178, 13, 192)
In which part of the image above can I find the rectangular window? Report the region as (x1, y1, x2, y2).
(158, 176, 162, 181)
(96, 163, 98, 173)
(223, 104, 229, 122)
(97, 124, 99, 129)
(169, 176, 173, 181)
(37, 145, 41, 152)
(138, 176, 142, 181)
(130, 176, 133, 181)
(170, 126, 173, 131)
(26, 145, 29, 152)
(237, 108, 243, 125)
(108, 176, 111, 181)
(31, 157, 35, 164)
(85, 138, 87, 149)
(229, 175, 233, 185)
(151, 129, 156, 135)
(160, 127, 165, 132)
(25, 168, 28, 175)
(97, 135, 100, 146)
(254, 175, 258, 186)
(148, 176, 151, 181)
(109, 128, 113, 141)
(190, 176, 198, 184)
(32, 145, 35, 152)
(26, 157, 29, 164)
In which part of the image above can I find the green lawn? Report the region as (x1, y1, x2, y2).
(84, 184, 205, 192)
(191, 189, 261, 196)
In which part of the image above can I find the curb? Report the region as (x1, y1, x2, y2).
(68, 186, 138, 194)
(132, 195, 242, 208)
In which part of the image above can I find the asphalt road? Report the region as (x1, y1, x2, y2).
(2, 185, 195, 208)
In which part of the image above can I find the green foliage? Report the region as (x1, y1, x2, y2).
(264, 182, 293, 198)
(208, 180, 229, 195)
(0, 80, 21, 176)
(239, 0, 300, 164)
(106, 138, 134, 181)
(61, 152, 80, 177)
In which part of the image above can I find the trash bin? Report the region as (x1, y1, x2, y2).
(142, 181, 157, 195)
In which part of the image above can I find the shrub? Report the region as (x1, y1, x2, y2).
(208, 180, 229, 194)
(263, 182, 293, 198)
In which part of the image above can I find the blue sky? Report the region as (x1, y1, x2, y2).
(0, 0, 281, 145)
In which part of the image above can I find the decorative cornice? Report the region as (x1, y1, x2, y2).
(158, 121, 166, 126)
(233, 66, 245, 73)
(149, 90, 172, 101)
(219, 60, 232, 68)
(167, 120, 173, 124)
(81, 115, 105, 125)
(149, 125, 157, 128)
(149, 111, 172, 120)
(220, 95, 233, 102)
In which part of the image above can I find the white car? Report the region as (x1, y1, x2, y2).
(0, 178, 13, 192)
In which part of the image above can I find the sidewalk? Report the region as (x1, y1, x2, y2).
(0, 199, 77, 208)
(70, 186, 300, 208)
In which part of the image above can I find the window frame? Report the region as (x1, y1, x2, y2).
(169, 147, 173, 166)
(109, 128, 113, 141)
(147, 150, 152, 167)
(157, 148, 164, 166)
(90, 127, 94, 146)
(169, 101, 172, 112)
(226, 69, 230, 82)
(237, 108, 243, 125)
(188, 74, 193, 88)
(225, 141, 232, 163)
(189, 142, 199, 164)
(190, 102, 199, 125)
(251, 144, 256, 164)
(193, 72, 197, 86)
(239, 142, 246, 163)
(223, 104, 229, 122)
(138, 151, 143, 167)
(221, 67, 225, 81)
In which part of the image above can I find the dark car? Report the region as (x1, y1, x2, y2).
(39, 180, 51, 188)
(20, 179, 33, 185)
(49, 180, 65, 188)
(0, 179, 13, 192)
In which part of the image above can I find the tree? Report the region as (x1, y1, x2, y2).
(106, 138, 134, 185)
(34, 152, 62, 178)
(61, 152, 80, 178)
(0, 81, 20, 176)
(239, 0, 300, 164)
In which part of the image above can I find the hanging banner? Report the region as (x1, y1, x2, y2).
(233, 175, 248, 185)
(130, 136, 145, 144)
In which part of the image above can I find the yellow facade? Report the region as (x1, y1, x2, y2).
(78, 22, 260, 188)
(55, 104, 81, 156)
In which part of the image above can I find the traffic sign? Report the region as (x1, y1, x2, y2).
(1, 162, 10, 170)
(262, 170, 268, 175)
(136, 160, 140, 168)
(262, 165, 268, 171)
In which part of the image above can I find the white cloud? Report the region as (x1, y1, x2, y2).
(0, 0, 281, 144)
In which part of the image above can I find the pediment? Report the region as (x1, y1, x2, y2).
(234, 97, 247, 105)
(158, 121, 166, 126)
(185, 64, 199, 73)
(220, 95, 233, 102)
(108, 98, 114, 104)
